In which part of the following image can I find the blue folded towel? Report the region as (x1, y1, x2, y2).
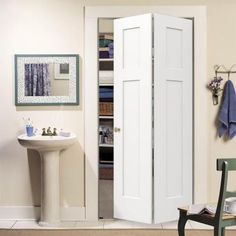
(219, 80, 236, 138)
(99, 87, 113, 99)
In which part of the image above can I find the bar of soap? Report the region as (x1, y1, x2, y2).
(59, 131, 71, 137)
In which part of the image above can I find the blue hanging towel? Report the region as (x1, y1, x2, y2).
(219, 80, 236, 138)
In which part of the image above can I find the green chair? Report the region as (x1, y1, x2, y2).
(178, 158, 236, 236)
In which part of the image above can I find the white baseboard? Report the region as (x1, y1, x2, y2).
(0, 206, 85, 221)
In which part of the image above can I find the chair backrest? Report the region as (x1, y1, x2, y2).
(217, 158, 236, 171)
(215, 158, 236, 221)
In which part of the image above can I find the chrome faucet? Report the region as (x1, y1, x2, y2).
(42, 127, 58, 136)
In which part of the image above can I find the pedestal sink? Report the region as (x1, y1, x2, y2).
(17, 134, 77, 226)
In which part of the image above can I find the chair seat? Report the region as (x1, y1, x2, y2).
(178, 206, 236, 220)
(178, 159, 236, 236)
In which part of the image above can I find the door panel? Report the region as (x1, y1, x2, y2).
(114, 14, 153, 224)
(123, 81, 140, 198)
(153, 14, 193, 223)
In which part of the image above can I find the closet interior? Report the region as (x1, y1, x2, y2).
(98, 18, 114, 219)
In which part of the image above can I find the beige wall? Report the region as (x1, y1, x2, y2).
(207, 2, 236, 202)
(0, 0, 236, 211)
(99, 19, 114, 33)
(0, 0, 84, 208)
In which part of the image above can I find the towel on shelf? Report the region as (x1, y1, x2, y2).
(99, 87, 113, 99)
(108, 42, 113, 58)
(99, 51, 109, 58)
(219, 80, 236, 138)
(99, 39, 113, 47)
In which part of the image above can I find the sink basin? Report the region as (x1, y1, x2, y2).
(18, 134, 77, 151)
(17, 133, 77, 227)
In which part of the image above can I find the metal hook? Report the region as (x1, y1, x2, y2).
(229, 64, 236, 72)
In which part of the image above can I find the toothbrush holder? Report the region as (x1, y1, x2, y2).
(26, 126, 34, 137)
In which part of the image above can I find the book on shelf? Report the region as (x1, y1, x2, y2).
(187, 204, 216, 215)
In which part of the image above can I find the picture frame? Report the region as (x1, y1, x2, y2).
(15, 54, 79, 106)
(54, 63, 70, 80)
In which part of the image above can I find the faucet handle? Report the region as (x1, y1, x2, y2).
(42, 128, 46, 136)
(53, 128, 58, 136)
(47, 127, 52, 134)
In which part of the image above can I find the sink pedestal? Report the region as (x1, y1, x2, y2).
(17, 133, 77, 227)
(39, 151, 60, 226)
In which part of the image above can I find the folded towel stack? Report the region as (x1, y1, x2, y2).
(99, 39, 113, 47)
(108, 42, 113, 58)
(99, 48, 109, 58)
(99, 87, 113, 100)
(99, 34, 113, 59)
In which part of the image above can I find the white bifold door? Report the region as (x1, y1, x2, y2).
(114, 13, 192, 224)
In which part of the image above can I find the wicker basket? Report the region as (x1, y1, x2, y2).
(99, 167, 113, 180)
(99, 102, 113, 116)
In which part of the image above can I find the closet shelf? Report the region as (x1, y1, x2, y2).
(99, 83, 113, 86)
(100, 161, 113, 165)
(99, 58, 113, 61)
(99, 144, 113, 148)
(99, 116, 113, 119)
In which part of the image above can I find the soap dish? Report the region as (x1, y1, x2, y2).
(59, 131, 71, 137)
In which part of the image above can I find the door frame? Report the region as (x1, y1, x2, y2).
(84, 5, 207, 220)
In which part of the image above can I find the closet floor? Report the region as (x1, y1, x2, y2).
(99, 179, 113, 219)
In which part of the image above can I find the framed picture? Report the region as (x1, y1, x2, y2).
(15, 54, 79, 106)
(54, 63, 70, 80)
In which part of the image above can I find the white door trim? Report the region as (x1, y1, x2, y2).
(84, 5, 207, 220)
